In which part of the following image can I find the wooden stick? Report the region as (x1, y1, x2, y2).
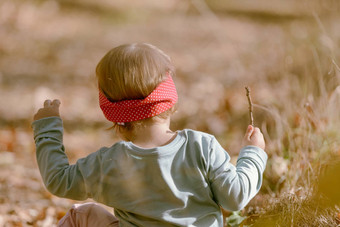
(245, 86, 254, 126)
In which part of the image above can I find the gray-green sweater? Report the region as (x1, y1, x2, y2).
(32, 117, 267, 226)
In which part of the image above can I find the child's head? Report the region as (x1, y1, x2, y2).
(96, 43, 175, 101)
(96, 43, 177, 132)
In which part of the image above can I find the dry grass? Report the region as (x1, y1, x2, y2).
(243, 31, 340, 227)
(248, 155, 340, 226)
(251, 194, 340, 226)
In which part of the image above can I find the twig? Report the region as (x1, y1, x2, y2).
(245, 86, 254, 126)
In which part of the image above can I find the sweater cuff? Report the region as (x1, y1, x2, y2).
(32, 116, 63, 141)
(237, 146, 268, 170)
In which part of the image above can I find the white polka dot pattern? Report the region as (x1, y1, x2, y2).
(99, 74, 178, 123)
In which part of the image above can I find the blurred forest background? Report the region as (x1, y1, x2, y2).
(0, 0, 339, 226)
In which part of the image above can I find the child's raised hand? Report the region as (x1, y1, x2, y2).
(33, 99, 61, 121)
(242, 125, 265, 150)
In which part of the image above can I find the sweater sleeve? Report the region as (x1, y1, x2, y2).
(207, 138, 267, 211)
(32, 117, 102, 200)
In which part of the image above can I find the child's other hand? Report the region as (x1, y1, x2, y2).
(242, 125, 265, 150)
(33, 99, 61, 121)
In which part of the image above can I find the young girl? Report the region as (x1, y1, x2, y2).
(32, 43, 267, 227)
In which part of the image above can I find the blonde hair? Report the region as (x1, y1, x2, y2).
(96, 43, 176, 131)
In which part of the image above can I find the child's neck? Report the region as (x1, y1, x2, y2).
(121, 118, 177, 149)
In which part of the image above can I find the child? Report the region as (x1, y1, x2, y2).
(32, 43, 267, 227)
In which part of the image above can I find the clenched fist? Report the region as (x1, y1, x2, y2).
(33, 99, 61, 121)
(242, 125, 265, 150)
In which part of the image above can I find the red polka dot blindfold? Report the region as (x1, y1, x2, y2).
(99, 74, 178, 124)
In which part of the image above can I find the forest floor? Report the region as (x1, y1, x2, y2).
(0, 0, 340, 226)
